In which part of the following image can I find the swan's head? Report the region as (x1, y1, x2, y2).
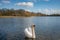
(31, 24, 35, 28)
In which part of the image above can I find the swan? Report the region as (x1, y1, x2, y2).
(24, 24, 36, 38)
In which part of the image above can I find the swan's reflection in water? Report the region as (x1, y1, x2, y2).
(25, 38, 35, 40)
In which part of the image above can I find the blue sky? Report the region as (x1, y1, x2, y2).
(0, 0, 60, 14)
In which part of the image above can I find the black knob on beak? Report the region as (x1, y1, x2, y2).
(33, 25, 35, 27)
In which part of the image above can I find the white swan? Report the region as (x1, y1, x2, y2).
(24, 24, 36, 38)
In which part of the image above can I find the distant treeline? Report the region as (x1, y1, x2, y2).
(0, 8, 60, 16)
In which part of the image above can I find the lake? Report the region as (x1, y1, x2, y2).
(0, 16, 60, 40)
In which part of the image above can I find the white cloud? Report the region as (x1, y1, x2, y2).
(28, 0, 49, 2)
(2, 0, 10, 3)
(15, 2, 34, 7)
(38, 8, 60, 15)
(25, 9, 31, 12)
(28, 0, 39, 2)
(43, 9, 51, 14)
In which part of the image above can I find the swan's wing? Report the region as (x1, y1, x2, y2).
(24, 28, 32, 38)
(28, 27, 32, 34)
(24, 27, 36, 38)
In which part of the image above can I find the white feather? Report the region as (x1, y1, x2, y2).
(24, 27, 36, 38)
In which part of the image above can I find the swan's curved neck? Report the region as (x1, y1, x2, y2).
(32, 26, 35, 38)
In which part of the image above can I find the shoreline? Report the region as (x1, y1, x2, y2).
(0, 16, 27, 18)
(0, 16, 60, 18)
(0, 16, 24, 18)
(0, 16, 34, 18)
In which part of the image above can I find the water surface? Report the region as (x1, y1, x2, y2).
(0, 17, 60, 40)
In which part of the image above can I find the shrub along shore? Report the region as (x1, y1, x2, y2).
(0, 8, 60, 17)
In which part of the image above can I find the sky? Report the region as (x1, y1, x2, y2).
(0, 0, 60, 14)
